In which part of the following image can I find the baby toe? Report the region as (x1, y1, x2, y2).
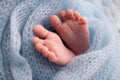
(66, 9, 74, 19)
(74, 11, 81, 21)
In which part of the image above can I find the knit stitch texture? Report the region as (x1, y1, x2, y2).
(0, 0, 120, 80)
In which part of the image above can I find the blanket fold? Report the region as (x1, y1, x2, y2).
(0, 0, 120, 80)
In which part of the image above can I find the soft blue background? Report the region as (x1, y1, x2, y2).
(0, 0, 120, 80)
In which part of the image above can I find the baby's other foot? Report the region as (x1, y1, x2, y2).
(50, 9, 90, 55)
(32, 25, 75, 65)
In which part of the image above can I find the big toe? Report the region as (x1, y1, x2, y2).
(50, 15, 62, 29)
(50, 15, 70, 34)
(50, 15, 72, 41)
(33, 25, 48, 39)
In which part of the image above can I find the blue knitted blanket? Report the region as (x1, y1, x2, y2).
(0, 0, 120, 80)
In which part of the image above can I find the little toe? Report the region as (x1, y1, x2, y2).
(79, 17, 87, 24)
(66, 9, 74, 19)
(34, 25, 49, 39)
(74, 11, 81, 21)
(59, 11, 67, 21)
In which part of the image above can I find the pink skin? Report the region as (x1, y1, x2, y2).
(32, 9, 90, 65)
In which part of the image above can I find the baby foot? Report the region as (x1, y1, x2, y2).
(50, 9, 90, 55)
(32, 25, 75, 65)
